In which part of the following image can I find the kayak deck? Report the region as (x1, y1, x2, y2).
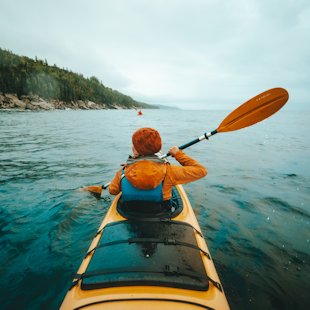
(79, 219, 210, 291)
(61, 185, 229, 309)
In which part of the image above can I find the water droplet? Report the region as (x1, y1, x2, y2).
(266, 217, 270, 221)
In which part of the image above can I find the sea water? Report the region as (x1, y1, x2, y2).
(0, 109, 309, 309)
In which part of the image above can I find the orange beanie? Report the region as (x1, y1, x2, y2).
(132, 128, 162, 156)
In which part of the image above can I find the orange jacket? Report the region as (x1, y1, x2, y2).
(109, 150, 207, 200)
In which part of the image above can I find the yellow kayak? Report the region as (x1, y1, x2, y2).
(61, 185, 230, 309)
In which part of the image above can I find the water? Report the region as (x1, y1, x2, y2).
(0, 109, 309, 309)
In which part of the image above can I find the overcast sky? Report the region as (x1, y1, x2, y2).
(0, 0, 309, 109)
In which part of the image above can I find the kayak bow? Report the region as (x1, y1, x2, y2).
(61, 185, 229, 309)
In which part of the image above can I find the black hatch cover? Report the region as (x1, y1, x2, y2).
(81, 219, 209, 291)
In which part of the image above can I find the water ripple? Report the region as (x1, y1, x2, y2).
(1, 110, 309, 309)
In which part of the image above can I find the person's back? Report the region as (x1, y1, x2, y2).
(109, 128, 207, 204)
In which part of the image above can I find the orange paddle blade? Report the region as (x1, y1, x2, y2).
(81, 185, 103, 195)
(217, 88, 289, 133)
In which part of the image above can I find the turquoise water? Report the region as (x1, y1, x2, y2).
(0, 109, 309, 309)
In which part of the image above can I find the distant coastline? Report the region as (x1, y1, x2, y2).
(0, 48, 179, 111)
(0, 93, 148, 111)
(0, 93, 179, 111)
(0, 48, 157, 111)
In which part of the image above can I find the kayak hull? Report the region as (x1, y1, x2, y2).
(61, 185, 229, 309)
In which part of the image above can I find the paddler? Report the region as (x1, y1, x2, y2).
(109, 128, 207, 206)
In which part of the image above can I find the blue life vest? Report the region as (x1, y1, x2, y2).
(121, 176, 163, 202)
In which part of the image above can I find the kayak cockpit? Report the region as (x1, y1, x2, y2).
(116, 187, 184, 219)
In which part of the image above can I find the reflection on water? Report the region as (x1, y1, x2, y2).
(0, 109, 309, 309)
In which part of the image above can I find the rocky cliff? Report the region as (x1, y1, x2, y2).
(0, 93, 140, 110)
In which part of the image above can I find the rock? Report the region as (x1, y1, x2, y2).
(77, 100, 88, 109)
(51, 100, 65, 109)
(87, 101, 102, 109)
(0, 93, 126, 111)
(28, 100, 55, 110)
(0, 93, 26, 109)
(111, 104, 125, 110)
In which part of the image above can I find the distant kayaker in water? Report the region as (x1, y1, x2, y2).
(109, 127, 207, 203)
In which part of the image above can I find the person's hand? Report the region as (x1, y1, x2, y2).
(169, 146, 180, 157)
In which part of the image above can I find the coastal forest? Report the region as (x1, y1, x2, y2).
(0, 48, 151, 109)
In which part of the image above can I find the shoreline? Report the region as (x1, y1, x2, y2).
(0, 93, 144, 111)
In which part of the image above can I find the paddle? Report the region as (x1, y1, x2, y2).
(82, 87, 289, 197)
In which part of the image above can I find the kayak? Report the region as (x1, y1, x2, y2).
(61, 185, 229, 309)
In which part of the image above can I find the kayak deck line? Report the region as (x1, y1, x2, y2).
(71, 265, 222, 293)
(73, 297, 216, 310)
(71, 266, 215, 289)
(86, 237, 211, 259)
(88, 221, 210, 259)
(61, 185, 230, 309)
(95, 218, 204, 238)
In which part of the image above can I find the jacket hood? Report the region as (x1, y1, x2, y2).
(124, 161, 167, 190)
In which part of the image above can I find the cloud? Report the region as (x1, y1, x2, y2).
(0, 0, 309, 109)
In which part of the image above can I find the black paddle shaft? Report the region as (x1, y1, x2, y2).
(179, 130, 218, 150)
(165, 130, 218, 157)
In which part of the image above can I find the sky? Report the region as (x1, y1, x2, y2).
(0, 0, 309, 109)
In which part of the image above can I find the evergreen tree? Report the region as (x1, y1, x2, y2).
(0, 48, 153, 109)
